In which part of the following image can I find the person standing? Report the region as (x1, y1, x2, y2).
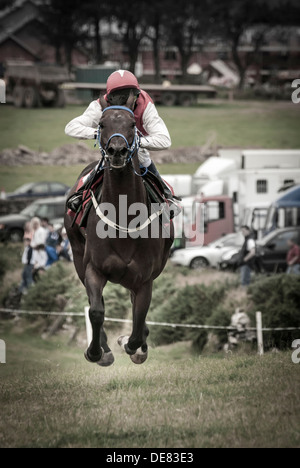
(238, 225, 256, 286)
(30, 217, 47, 248)
(286, 236, 300, 274)
(19, 238, 34, 294)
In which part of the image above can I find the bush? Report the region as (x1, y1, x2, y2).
(21, 262, 132, 331)
(248, 274, 300, 349)
(148, 282, 227, 352)
(22, 262, 73, 312)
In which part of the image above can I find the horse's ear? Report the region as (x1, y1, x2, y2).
(99, 94, 108, 110)
(125, 92, 136, 111)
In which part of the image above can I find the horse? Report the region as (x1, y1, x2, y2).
(64, 94, 174, 366)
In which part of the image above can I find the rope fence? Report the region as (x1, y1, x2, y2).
(1, 307, 299, 332)
(1, 307, 300, 356)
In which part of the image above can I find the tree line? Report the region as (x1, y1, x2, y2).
(2, 0, 300, 87)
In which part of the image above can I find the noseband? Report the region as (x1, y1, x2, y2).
(96, 106, 141, 169)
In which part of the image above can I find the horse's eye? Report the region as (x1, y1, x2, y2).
(99, 123, 104, 129)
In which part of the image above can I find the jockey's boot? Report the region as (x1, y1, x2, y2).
(67, 191, 84, 213)
(147, 161, 181, 219)
(66, 168, 97, 213)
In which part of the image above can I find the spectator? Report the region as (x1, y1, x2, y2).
(41, 218, 50, 236)
(23, 221, 33, 242)
(57, 228, 73, 262)
(46, 223, 60, 249)
(286, 236, 300, 275)
(19, 238, 34, 294)
(32, 244, 48, 282)
(238, 225, 256, 286)
(224, 307, 256, 351)
(30, 217, 47, 248)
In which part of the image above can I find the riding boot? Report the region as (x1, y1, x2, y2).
(147, 161, 181, 219)
(67, 167, 97, 213)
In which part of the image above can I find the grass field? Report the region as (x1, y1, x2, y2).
(0, 326, 299, 448)
(0, 162, 201, 192)
(0, 100, 299, 191)
(0, 100, 299, 152)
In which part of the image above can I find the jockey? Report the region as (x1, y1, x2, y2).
(65, 69, 180, 216)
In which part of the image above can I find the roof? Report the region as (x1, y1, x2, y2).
(0, 0, 39, 44)
(274, 185, 300, 207)
(194, 157, 236, 179)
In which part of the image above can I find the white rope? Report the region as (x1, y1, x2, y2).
(0, 308, 299, 332)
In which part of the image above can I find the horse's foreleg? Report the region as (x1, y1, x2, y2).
(118, 281, 152, 364)
(84, 265, 112, 365)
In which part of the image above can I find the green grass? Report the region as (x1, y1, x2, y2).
(0, 100, 299, 152)
(0, 327, 299, 448)
(0, 100, 299, 191)
(0, 163, 200, 192)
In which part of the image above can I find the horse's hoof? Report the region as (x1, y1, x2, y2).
(117, 335, 129, 350)
(84, 347, 105, 364)
(97, 351, 115, 367)
(130, 348, 148, 365)
(118, 336, 148, 364)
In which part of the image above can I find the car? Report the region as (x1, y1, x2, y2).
(256, 226, 300, 273)
(220, 227, 300, 273)
(170, 232, 244, 269)
(6, 181, 70, 200)
(0, 197, 66, 242)
(219, 248, 240, 271)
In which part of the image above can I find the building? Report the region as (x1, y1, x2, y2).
(0, 0, 88, 73)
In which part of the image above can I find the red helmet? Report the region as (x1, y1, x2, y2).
(106, 70, 140, 95)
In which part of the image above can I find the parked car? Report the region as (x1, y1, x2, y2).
(6, 181, 70, 200)
(0, 197, 66, 242)
(220, 227, 300, 273)
(256, 227, 300, 273)
(170, 232, 244, 269)
(219, 248, 240, 271)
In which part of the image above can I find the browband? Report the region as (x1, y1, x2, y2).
(102, 105, 134, 117)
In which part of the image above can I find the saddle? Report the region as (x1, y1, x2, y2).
(67, 169, 173, 229)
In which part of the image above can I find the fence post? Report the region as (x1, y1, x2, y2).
(256, 311, 264, 356)
(84, 306, 92, 346)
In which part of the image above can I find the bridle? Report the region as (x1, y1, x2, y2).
(91, 105, 166, 233)
(95, 106, 142, 170)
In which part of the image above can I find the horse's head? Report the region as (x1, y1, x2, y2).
(98, 94, 138, 170)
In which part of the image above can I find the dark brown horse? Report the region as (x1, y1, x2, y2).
(64, 95, 173, 366)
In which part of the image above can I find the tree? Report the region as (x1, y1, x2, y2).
(78, 1, 111, 64)
(212, 0, 300, 89)
(107, 0, 151, 73)
(39, 0, 88, 69)
(163, 0, 212, 82)
(145, 4, 165, 83)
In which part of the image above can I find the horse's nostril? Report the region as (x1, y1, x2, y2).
(120, 148, 128, 156)
(107, 147, 115, 156)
